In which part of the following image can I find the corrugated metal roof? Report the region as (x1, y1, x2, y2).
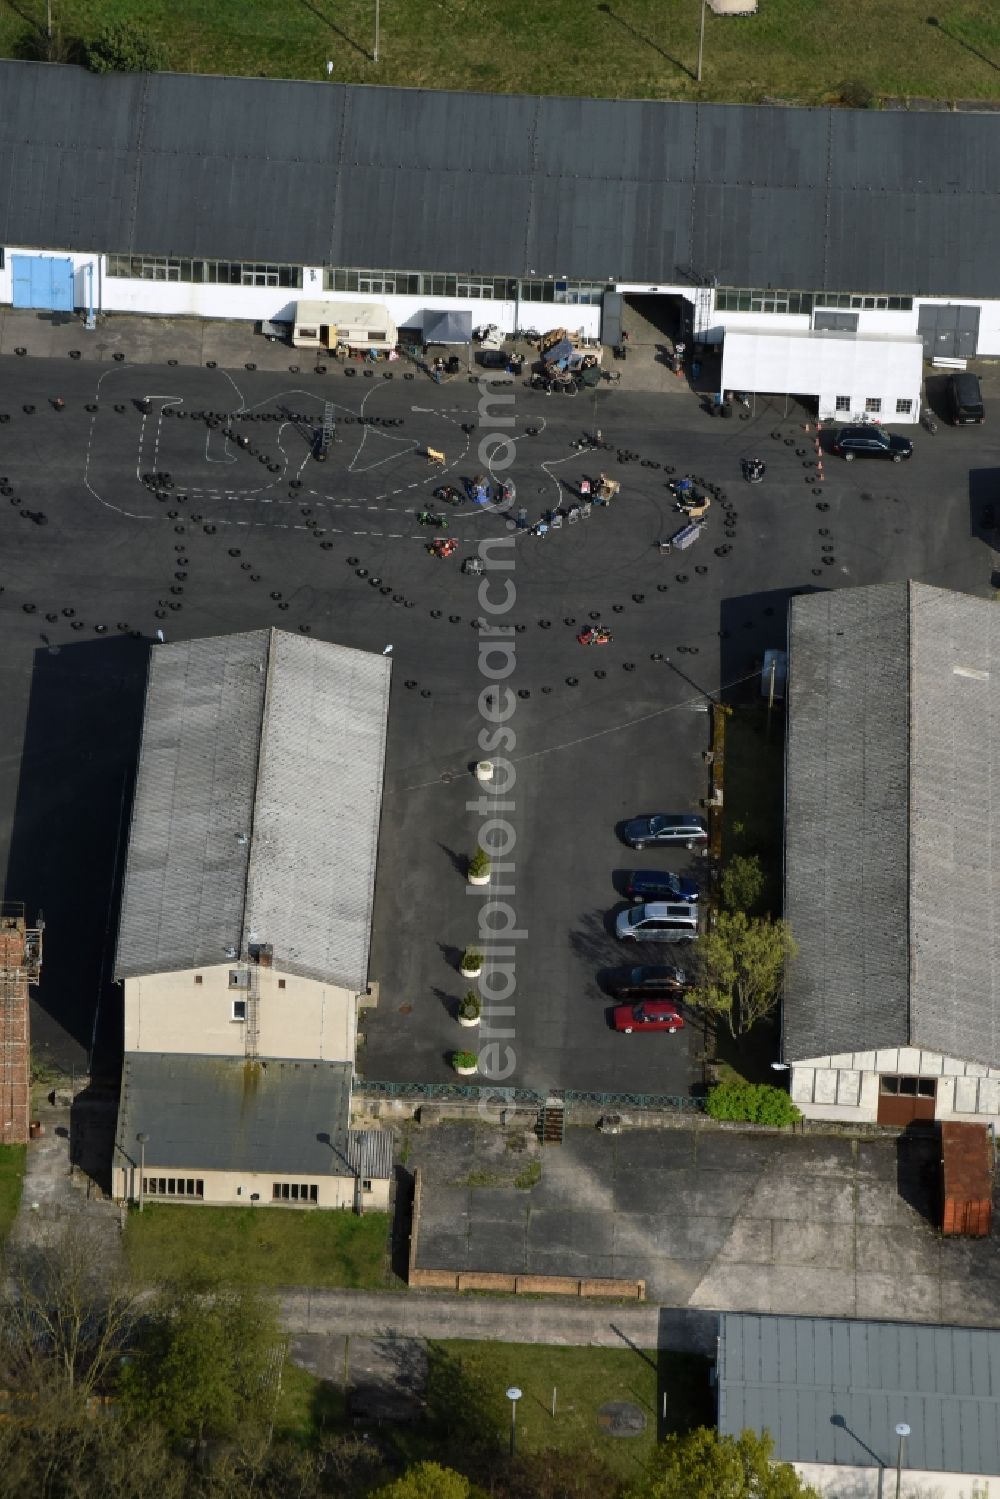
(784, 584, 911, 1060)
(784, 582, 1000, 1065)
(113, 1051, 353, 1176)
(718, 1313, 1000, 1476)
(347, 1128, 394, 1181)
(1, 61, 999, 295)
(114, 629, 390, 990)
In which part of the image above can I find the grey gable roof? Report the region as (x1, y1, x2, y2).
(1, 60, 1000, 296)
(114, 629, 390, 989)
(784, 582, 1000, 1066)
(718, 1313, 1000, 1476)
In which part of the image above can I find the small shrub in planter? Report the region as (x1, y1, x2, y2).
(460, 947, 483, 977)
(467, 846, 491, 884)
(458, 990, 481, 1024)
(452, 1050, 479, 1075)
(706, 1079, 801, 1127)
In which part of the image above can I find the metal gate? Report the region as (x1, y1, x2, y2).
(917, 303, 980, 360)
(601, 291, 623, 348)
(11, 255, 75, 312)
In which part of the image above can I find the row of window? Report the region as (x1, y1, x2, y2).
(274, 1182, 320, 1202)
(326, 268, 606, 304)
(143, 1177, 204, 1197)
(225, 970, 285, 989)
(879, 1074, 937, 1098)
(833, 396, 913, 415)
(105, 256, 303, 287)
(716, 287, 914, 315)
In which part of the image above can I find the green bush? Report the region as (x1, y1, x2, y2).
(460, 947, 483, 972)
(467, 847, 491, 880)
(84, 20, 165, 73)
(452, 1051, 479, 1071)
(458, 990, 481, 1021)
(705, 1080, 801, 1127)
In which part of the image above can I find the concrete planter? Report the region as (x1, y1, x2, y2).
(460, 965, 482, 979)
(453, 1060, 479, 1076)
(458, 1013, 481, 1028)
(475, 760, 494, 782)
(467, 870, 491, 887)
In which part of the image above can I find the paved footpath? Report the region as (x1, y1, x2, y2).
(279, 1288, 716, 1354)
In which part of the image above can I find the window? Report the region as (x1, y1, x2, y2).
(836, 395, 851, 412)
(105, 256, 302, 287)
(144, 1177, 204, 1198)
(278, 979, 286, 990)
(864, 397, 882, 414)
(896, 398, 913, 415)
(362, 1178, 373, 1194)
(231, 999, 246, 1021)
(879, 1075, 936, 1098)
(194, 974, 203, 985)
(229, 970, 248, 988)
(272, 1182, 319, 1202)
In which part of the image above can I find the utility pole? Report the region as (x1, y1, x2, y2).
(696, 0, 706, 84)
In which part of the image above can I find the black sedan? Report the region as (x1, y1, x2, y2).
(620, 814, 708, 850)
(832, 426, 913, 462)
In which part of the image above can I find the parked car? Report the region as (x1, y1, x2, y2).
(615, 902, 700, 943)
(621, 814, 708, 851)
(475, 348, 509, 369)
(832, 426, 913, 462)
(611, 999, 685, 1034)
(608, 964, 690, 999)
(946, 372, 985, 425)
(625, 870, 699, 903)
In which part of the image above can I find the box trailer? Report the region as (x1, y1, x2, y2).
(292, 300, 397, 352)
(941, 1121, 992, 1237)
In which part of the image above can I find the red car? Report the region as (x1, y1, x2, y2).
(611, 999, 685, 1034)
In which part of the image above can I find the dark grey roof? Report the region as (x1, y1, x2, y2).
(346, 1128, 394, 1181)
(114, 1052, 353, 1176)
(114, 628, 390, 989)
(784, 582, 1000, 1065)
(718, 1313, 1000, 1476)
(1, 61, 1000, 295)
(421, 309, 472, 343)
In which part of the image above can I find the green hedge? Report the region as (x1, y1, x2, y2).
(706, 1080, 801, 1127)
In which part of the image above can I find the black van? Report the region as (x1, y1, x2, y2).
(947, 372, 985, 425)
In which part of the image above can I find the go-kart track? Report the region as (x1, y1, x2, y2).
(0, 350, 994, 1094)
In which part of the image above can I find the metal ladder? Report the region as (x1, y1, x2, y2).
(244, 960, 260, 1062)
(316, 401, 336, 459)
(692, 285, 714, 341)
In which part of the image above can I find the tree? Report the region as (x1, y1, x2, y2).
(368, 1462, 485, 1499)
(719, 854, 766, 917)
(690, 910, 796, 1038)
(627, 1427, 819, 1499)
(83, 19, 165, 73)
(118, 1280, 284, 1443)
(0, 1223, 142, 1401)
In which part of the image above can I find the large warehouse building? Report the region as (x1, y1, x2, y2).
(0, 61, 999, 363)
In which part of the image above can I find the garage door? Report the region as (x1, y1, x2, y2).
(876, 1074, 936, 1126)
(917, 303, 980, 360)
(601, 292, 623, 348)
(11, 255, 75, 311)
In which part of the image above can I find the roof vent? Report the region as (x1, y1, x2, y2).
(236, 833, 249, 845)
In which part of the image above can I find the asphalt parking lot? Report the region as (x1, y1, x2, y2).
(0, 325, 996, 1093)
(409, 1120, 1000, 1324)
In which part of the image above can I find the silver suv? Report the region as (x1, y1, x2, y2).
(615, 902, 700, 943)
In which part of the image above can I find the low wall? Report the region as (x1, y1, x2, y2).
(409, 1266, 645, 1300)
(407, 1167, 644, 1301)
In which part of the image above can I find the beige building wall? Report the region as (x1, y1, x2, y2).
(123, 963, 357, 1061)
(113, 1160, 390, 1212)
(794, 1459, 994, 1498)
(790, 1047, 1000, 1125)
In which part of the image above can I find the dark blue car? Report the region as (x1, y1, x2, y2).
(625, 870, 699, 903)
(620, 814, 708, 850)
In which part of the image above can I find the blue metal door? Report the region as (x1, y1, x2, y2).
(11, 256, 75, 311)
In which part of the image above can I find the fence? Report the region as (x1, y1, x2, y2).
(356, 1079, 704, 1113)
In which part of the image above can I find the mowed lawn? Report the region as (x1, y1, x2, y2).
(124, 1203, 394, 1289)
(0, 1144, 26, 1242)
(2, 0, 998, 104)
